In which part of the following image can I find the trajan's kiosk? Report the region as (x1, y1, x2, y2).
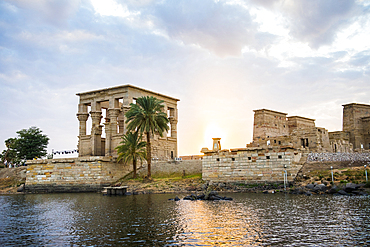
(76, 85, 179, 160)
(25, 85, 181, 193)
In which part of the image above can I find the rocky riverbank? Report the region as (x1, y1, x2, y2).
(0, 167, 27, 194)
(1, 165, 369, 196)
(112, 176, 370, 197)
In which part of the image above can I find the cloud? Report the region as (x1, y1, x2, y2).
(350, 50, 370, 67)
(253, 0, 362, 48)
(149, 0, 264, 57)
(4, 0, 81, 26)
(287, 0, 359, 48)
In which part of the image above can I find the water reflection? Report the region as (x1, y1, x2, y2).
(0, 193, 369, 246)
(173, 200, 262, 246)
(0, 194, 78, 246)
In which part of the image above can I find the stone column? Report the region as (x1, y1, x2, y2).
(90, 111, 102, 156)
(169, 117, 178, 139)
(104, 118, 112, 157)
(120, 105, 130, 134)
(76, 113, 89, 136)
(108, 108, 121, 135)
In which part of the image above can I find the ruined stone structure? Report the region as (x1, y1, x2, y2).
(76, 85, 179, 160)
(250, 109, 333, 152)
(201, 103, 370, 184)
(328, 131, 352, 153)
(342, 103, 370, 150)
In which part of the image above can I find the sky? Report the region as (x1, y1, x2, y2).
(0, 0, 370, 157)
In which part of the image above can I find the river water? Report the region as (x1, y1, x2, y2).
(0, 193, 369, 246)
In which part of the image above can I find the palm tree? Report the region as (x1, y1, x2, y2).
(115, 131, 147, 179)
(125, 96, 169, 178)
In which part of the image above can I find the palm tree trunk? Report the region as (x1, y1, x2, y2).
(133, 158, 137, 179)
(146, 132, 151, 178)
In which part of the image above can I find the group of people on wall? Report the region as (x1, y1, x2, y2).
(2, 160, 26, 168)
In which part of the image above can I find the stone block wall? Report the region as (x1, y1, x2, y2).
(253, 109, 289, 142)
(138, 160, 202, 177)
(343, 103, 370, 150)
(25, 157, 131, 193)
(202, 148, 304, 184)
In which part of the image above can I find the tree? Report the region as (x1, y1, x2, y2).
(115, 131, 146, 179)
(13, 126, 49, 161)
(1, 138, 18, 164)
(125, 96, 169, 178)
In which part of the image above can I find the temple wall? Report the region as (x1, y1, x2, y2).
(287, 116, 315, 134)
(138, 160, 202, 177)
(343, 103, 370, 150)
(24, 157, 131, 193)
(252, 109, 289, 142)
(202, 148, 304, 184)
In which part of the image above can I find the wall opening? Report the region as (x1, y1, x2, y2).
(86, 105, 92, 135)
(167, 122, 171, 137)
(301, 138, 309, 148)
(101, 108, 107, 138)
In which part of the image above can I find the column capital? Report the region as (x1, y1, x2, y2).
(169, 117, 178, 124)
(90, 111, 102, 118)
(121, 105, 130, 113)
(108, 108, 121, 117)
(77, 112, 89, 122)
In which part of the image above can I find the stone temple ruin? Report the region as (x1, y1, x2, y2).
(25, 85, 181, 193)
(248, 103, 370, 152)
(76, 85, 179, 160)
(201, 103, 370, 184)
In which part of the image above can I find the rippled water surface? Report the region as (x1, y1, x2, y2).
(0, 193, 369, 246)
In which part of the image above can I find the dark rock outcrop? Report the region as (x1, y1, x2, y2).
(170, 191, 233, 201)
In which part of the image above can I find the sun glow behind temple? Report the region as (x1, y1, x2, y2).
(203, 123, 226, 150)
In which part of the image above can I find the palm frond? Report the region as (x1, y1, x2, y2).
(124, 96, 170, 178)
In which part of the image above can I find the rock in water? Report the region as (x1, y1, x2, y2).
(17, 184, 24, 192)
